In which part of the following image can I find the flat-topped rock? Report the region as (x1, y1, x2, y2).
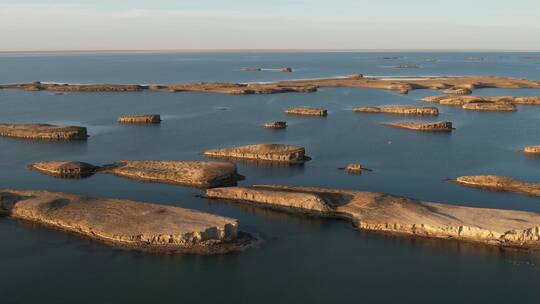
(106, 160, 243, 188)
(462, 102, 517, 111)
(453, 175, 540, 197)
(263, 121, 287, 129)
(285, 107, 327, 116)
(383, 121, 454, 132)
(206, 185, 540, 250)
(0, 189, 252, 254)
(354, 105, 439, 115)
(30, 161, 99, 178)
(0, 123, 87, 140)
(422, 95, 540, 105)
(442, 87, 473, 95)
(118, 114, 161, 124)
(203, 144, 309, 163)
(524, 145, 540, 154)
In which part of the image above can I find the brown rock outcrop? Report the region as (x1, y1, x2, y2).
(30, 161, 99, 178)
(285, 107, 327, 116)
(118, 114, 161, 124)
(383, 121, 454, 132)
(453, 175, 540, 197)
(203, 144, 309, 163)
(106, 160, 243, 188)
(462, 102, 517, 111)
(263, 121, 287, 129)
(0, 189, 251, 254)
(354, 105, 439, 115)
(442, 87, 473, 95)
(524, 146, 540, 154)
(0, 123, 87, 140)
(205, 185, 540, 250)
(421, 95, 540, 106)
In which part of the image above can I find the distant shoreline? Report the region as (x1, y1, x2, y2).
(1, 49, 540, 55)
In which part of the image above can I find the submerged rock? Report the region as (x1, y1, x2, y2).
(30, 161, 99, 178)
(106, 160, 243, 188)
(453, 175, 540, 197)
(0, 123, 87, 140)
(383, 121, 454, 132)
(354, 105, 439, 115)
(462, 102, 517, 111)
(0, 189, 252, 254)
(285, 107, 327, 117)
(203, 144, 309, 163)
(442, 87, 473, 95)
(118, 114, 161, 124)
(206, 185, 540, 250)
(263, 121, 287, 129)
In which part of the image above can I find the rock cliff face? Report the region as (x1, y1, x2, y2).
(118, 114, 161, 124)
(30, 161, 99, 177)
(0, 123, 87, 140)
(453, 175, 540, 197)
(106, 161, 243, 188)
(203, 144, 309, 163)
(285, 107, 327, 116)
(205, 185, 540, 250)
(0, 189, 252, 254)
(462, 102, 517, 111)
(383, 121, 454, 132)
(354, 105, 439, 115)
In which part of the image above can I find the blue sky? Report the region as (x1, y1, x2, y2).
(1, 0, 539, 51)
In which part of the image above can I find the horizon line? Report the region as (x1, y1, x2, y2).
(1, 48, 540, 55)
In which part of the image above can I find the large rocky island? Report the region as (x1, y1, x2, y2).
(0, 189, 253, 254)
(353, 105, 439, 115)
(383, 121, 454, 132)
(2, 75, 539, 95)
(203, 144, 309, 163)
(0, 123, 88, 140)
(205, 185, 540, 250)
(453, 175, 540, 197)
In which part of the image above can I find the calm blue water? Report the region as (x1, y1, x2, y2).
(1, 52, 540, 303)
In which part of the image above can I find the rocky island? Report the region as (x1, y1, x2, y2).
(3, 76, 539, 96)
(205, 185, 540, 250)
(203, 144, 309, 163)
(285, 107, 327, 116)
(0, 123, 88, 140)
(118, 114, 161, 124)
(421, 95, 540, 105)
(30, 161, 100, 178)
(524, 145, 540, 154)
(453, 175, 540, 197)
(353, 105, 439, 115)
(462, 102, 517, 111)
(263, 121, 287, 129)
(0, 189, 252, 254)
(383, 121, 454, 132)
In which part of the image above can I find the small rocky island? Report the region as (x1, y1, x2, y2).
(462, 102, 517, 111)
(421, 95, 540, 105)
(118, 114, 161, 124)
(264, 121, 287, 129)
(203, 144, 309, 163)
(442, 87, 473, 95)
(0, 189, 253, 254)
(205, 185, 540, 250)
(0, 123, 88, 140)
(285, 107, 327, 116)
(524, 145, 540, 154)
(453, 175, 540, 197)
(353, 105, 439, 115)
(30, 161, 100, 177)
(383, 121, 454, 132)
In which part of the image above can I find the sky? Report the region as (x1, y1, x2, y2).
(1, 0, 540, 51)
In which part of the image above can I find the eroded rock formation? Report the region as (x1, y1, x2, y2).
(203, 144, 309, 163)
(118, 114, 161, 124)
(0, 123, 87, 140)
(285, 107, 327, 116)
(30, 161, 99, 178)
(383, 121, 454, 132)
(353, 105, 439, 115)
(453, 175, 540, 197)
(263, 121, 287, 129)
(524, 146, 540, 154)
(0, 189, 253, 254)
(205, 185, 540, 250)
(462, 102, 517, 111)
(442, 87, 473, 95)
(421, 95, 540, 105)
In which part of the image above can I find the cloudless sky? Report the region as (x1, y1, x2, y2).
(1, 0, 539, 51)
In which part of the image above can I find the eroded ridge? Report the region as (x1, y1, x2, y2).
(203, 144, 309, 163)
(353, 105, 439, 115)
(0, 189, 253, 254)
(453, 175, 540, 197)
(206, 185, 540, 250)
(0, 123, 88, 140)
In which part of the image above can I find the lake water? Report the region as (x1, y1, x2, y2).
(1, 52, 540, 303)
